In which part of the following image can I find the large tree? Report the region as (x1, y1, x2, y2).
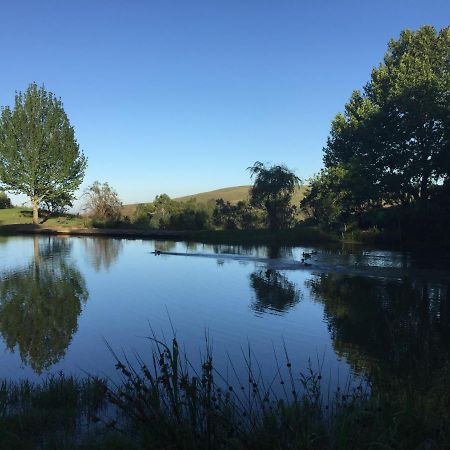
(303, 26, 450, 233)
(0, 83, 87, 224)
(248, 161, 300, 230)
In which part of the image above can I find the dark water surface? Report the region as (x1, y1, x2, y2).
(0, 235, 449, 392)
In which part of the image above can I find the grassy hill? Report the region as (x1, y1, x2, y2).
(122, 185, 307, 217)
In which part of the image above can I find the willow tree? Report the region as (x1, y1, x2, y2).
(248, 161, 300, 230)
(0, 83, 87, 224)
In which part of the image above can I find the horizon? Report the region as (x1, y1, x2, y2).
(1, 1, 449, 208)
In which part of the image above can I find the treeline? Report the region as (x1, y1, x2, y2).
(126, 162, 302, 231)
(130, 195, 284, 231)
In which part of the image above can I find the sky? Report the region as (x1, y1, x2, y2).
(0, 0, 449, 207)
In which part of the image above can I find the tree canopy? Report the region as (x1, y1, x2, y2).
(302, 26, 450, 238)
(0, 83, 87, 224)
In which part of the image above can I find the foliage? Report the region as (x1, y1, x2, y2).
(301, 166, 360, 231)
(213, 198, 264, 230)
(0, 191, 12, 209)
(324, 26, 450, 205)
(40, 191, 74, 215)
(83, 181, 122, 226)
(132, 194, 213, 230)
(0, 83, 87, 224)
(305, 26, 450, 239)
(248, 161, 300, 230)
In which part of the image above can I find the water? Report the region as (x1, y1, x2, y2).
(0, 235, 449, 394)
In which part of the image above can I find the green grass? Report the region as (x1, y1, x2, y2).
(0, 207, 85, 228)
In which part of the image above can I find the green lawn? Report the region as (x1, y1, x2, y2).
(0, 207, 85, 227)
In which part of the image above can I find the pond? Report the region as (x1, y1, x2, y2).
(0, 235, 449, 394)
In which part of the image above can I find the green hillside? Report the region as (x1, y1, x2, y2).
(121, 185, 307, 217)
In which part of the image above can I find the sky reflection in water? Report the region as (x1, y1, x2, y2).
(0, 236, 448, 396)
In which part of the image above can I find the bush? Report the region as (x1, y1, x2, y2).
(83, 181, 122, 225)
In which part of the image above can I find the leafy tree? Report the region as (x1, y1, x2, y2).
(169, 198, 213, 230)
(213, 198, 264, 230)
(40, 191, 74, 215)
(83, 181, 122, 225)
(248, 161, 300, 230)
(213, 199, 240, 229)
(151, 194, 179, 229)
(0, 191, 12, 209)
(0, 83, 87, 224)
(133, 195, 214, 230)
(324, 26, 450, 207)
(301, 166, 363, 231)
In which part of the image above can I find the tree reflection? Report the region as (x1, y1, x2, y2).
(0, 237, 88, 373)
(83, 237, 123, 272)
(308, 273, 450, 381)
(250, 269, 300, 314)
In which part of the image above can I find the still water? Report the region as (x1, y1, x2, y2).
(0, 235, 449, 391)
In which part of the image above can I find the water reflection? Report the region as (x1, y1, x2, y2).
(250, 269, 301, 314)
(308, 273, 450, 381)
(83, 237, 123, 272)
(0, 237, 88, 373)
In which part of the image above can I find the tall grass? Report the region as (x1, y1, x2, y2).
(104, 333, 450, 449)
(1, 336, 449, 449)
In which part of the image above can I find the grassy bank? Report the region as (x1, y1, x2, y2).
(1, 337, 449, 449)
(3, 207, 445, 249)
(0, 208, 334, 246)
(0, 207, 85, 228)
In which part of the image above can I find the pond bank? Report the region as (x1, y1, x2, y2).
(0, 224, 190, 240)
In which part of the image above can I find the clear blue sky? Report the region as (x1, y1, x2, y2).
(1, 0, 449, 206)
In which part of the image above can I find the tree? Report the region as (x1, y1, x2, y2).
(301, 165, 366, 231)
(213, 198, 264, 230)
(324, 26, 450, 207)
(0, 83, 87, 224)
(83, 181, 122, 224)
(0, 191, 12, 209)
(248, 161, 300, 230)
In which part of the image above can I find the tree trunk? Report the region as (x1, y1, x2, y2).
(32, 197, 39, 225)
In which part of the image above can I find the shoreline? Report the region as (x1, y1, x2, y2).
(0, 224, 191, 240)
(1, 223, 447, 250)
